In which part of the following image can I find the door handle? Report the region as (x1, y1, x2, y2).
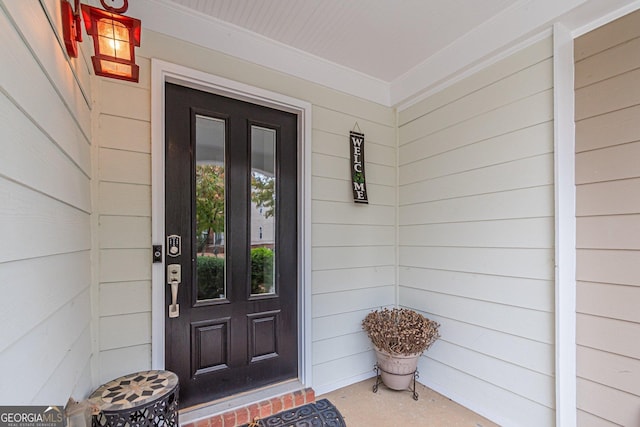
(167, 264, 181, 318)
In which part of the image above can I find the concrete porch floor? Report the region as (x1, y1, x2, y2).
(319, 378, 499, 426)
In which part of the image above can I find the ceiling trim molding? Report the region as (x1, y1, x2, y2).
(395, 28, 553, 112)
(126, 0, 391, 106)
(571, 0, 640, 38)
(392, 0, 640, 107)
(128, 0, 638, 108)
(390, 0, 589, 106)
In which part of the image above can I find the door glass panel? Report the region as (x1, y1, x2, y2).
(250, 126, 276, 296)
(195, 115, 226, 301)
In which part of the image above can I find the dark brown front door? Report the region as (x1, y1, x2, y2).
(164, 83, 298, 408)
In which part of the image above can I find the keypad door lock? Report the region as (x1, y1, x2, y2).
(167, 235, 181, 257)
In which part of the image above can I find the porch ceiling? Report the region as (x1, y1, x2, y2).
(161, 0, 519, 82)
(136, 0, 637, 105)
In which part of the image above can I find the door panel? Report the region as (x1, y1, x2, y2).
(165, 83, 298, 408)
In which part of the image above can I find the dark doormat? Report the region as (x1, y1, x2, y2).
(243, 399, 346, 427)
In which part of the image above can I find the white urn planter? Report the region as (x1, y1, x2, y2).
(374, 347, 421, 391)
(362, 308, 440, 401)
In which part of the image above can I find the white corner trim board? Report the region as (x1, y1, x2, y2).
(553, 23, 577, 427)
(150, 59, 313, 388)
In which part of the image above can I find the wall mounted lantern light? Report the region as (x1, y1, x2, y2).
(61, 0, 82, 57)
(62, 0, 142, 83)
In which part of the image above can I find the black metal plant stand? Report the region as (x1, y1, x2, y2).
(372, 364, 420, 401)
(89, 370, 179, 427)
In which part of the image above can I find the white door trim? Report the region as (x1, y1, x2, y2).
(150, 58, 313, 389)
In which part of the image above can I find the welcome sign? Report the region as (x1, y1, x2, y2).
(349, 130, 368, 204)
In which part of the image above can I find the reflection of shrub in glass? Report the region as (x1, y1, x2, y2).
(197, 256, 224, 300)
(251, 247, 274, 294)
(197, 248, 274, 299)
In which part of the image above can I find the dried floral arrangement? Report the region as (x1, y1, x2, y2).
(362, 308, 440, 355)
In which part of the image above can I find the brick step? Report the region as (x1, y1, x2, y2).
(183, 388, 316, 427)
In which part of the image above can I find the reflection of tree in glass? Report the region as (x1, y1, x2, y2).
(251, 172, 275, 218)
(195, 165, 225, 254)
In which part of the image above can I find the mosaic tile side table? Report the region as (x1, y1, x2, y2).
(89, 370, 179, 427)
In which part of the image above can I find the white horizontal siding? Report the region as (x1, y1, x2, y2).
(577, 346, 640, 398)
(312, 331, 371, 365)
(0, 0, 92, 404)
(312, 176, 395, 206)
(27, 0, 92, 115)
(313, 152, 395, 187)
(0, 92, 90, 212)
(0, 178, 90, 263)
(312, 309, 383, 342)
(399, 217, 554, 248)
(429, 314, 554, 376)
(577, 378, 640, 427)
(430, 339, 555, 408)
(577, 215, 640, 250)
(99, 182, 152, 217)
(0, 4, 90, 171)
(312, 351, 377, 393)
(400, 246, 554, 281)
(397, 37, 555, 426)
(577, 314, 640, 363)
(312, 286, 395, 319)
(99, 148, 151, 185)
(576, 178, 640, 216)
(34, 328, 92, 403)
(577, 281, 640, 324)
(0, 289, 91, 403)
(574, 9, 640, 425)
(576, 141, 640, 185)
(576, 250, 640, 286)
(100, 312, 152, 351)
(99, 216, 151, 249)
(313, 265, 395, 295)
(420, 358, 555, 426)
(399, 89, 553, 164)
(399, 36, 553, 125)
(399, 268, 553, 312)
(0, 252, 90, 353)
(399, 58, 553, 143)
(99, 345, 151, 385)
(575, 104, 640, 153)
(98, 115, 151, 153)
(575, 69, 640, 121)
(312, 129, 395, 166)
(399, 185, 554, 225)
(311, 200, 395, 225)
(100, 281, 152, 317)
(400, 154, 553, 201)
(95, 58, 153, 380)
(399, 287, 553, 344)
(400, 120, 553, 179)
(576, 411, 619, 427)
(312, 224, 395, 247)
(312, 246, 394, 271)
